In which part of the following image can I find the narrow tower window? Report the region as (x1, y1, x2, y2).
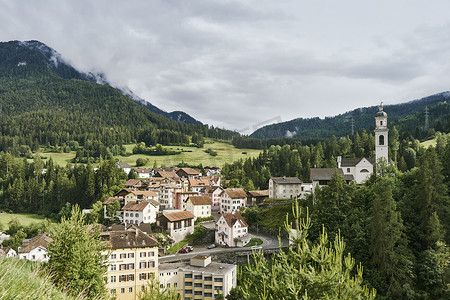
(380, 121, 383, 126)
(379, 135, 385, 145)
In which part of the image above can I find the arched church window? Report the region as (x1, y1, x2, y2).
(379, 135, 385, 145)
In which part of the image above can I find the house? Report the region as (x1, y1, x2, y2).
(124, 179, 147, 190)
(269, 177, 303, 199)
(154, 170, 180, 181)
(101, 226, 159, 300)
(185, 196, 212, 220)
(18, 232, 53, 262)
(188, 178, 212, 193)
(159, 256, 237, 299)
(246, 190, 269, 206)
(0, 246, 17, 257)
(173, 191, 199, 210)
(176, 168, 201, 180)
(124, 190, 158, 205)
(201, 187, 222, 211)
(157, 184, 177, 211)
(215, 212, 249, 247)
(156, 211, 195, 243)
(134, 168, 154, 179)
(219, 188, 247, 214)
(122, 199, 160, 225)
(117, 162, 131, 175)
(310, 168, 354, 190)
(204, 166, 221, 176)
(0, 231, 10, 244)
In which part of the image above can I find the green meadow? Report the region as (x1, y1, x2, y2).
(31, 140, 261, 168)
(0, 213, 48, 229)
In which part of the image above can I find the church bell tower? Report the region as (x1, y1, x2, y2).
(374, 103, 389, 163)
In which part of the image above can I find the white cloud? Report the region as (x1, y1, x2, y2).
(0, 0, 449, 132)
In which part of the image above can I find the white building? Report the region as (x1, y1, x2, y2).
(268, 177, 303, 199)
(18, 232, 52, 262)
(185, 195, 212, 220)
(122, 200, 160, 225)
(101, 226, 159, 300)
(159, 256, 237, 300)
(201, 187, 222, 211)
(215, 212, 250, 247)
(219, 188, 247, 214)
(0, 246, 17, 257)
(117, 162, 131, 175)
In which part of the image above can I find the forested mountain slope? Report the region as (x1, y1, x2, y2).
(0, 40, 237, 154)
(250, 92, 450, 140)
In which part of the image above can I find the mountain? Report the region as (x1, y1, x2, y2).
(120, 87, 201, 125)
(0, 40, 237, 154)
(0, 40, 200, 124)
(250, 92, 450, 140)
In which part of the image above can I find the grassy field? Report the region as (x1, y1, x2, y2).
(420, 132, 449, 148)
(0, 213, 48, 228)
(117, 140, 261, 168)
(28, 140, 261, 168)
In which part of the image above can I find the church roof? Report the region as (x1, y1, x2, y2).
(310, 168, 354, 181)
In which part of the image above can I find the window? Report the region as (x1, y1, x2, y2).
(160, 283, 164, 288)
(194, 291, 202, 295)
(140, 252, 147, 257)
(167, 283, 170, 288)
(194, 283, 202, 287)
(194, 275, 202, 280)
(380, 120, 383, 126)
(205, 284, 212, 289)
(185, 290, 192, 294)
(128, 274, 134, 281)
(129, 287, 133, 293)
(140, 262, 146, 269)
(214, 286, 223, 291)
(347, 168, 350, 173)
(32, 255, 35, 260)
(140, 273, 146, 280)
(128, 263, 134, 270)
(120, 253, 127, 259)
(119, 275, 126, 282)
(379, 135, 385, 145)
(204, 276, 212, 281)
(214, 278, 223, 282)
(185, 282, 192, 286)
(110, 289, 116, 295)
(148, 261, 155, 268)
(128, 253, 134, 258)
(125, 213, 129, 217)
(110, 276, 116, 283)
(185, 274, 192, 278)
(205, 292, 212, 297)
(174, 283, 177, 288)
(148, 251, 154, 257)
(130, 213, 134, 217)
(120, 288, 125, 293)
(360, 169, 370, 173)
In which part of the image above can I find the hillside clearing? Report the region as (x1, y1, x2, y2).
(0, 213, 48, 228)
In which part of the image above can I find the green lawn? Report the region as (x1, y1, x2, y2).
(26, 140, 260, 168)
(116, 140, 261, 168)
(0, 213, 48, 229)
(245, 238, 263, 247)
(420, 132, 449, 148)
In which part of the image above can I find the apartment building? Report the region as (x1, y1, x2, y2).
(101, 226, 159, 300)
(159, 256, 237, 300)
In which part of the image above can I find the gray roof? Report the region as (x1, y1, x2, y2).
(341, 157, 375, 167)
(159, 261, 235, 275)
(310, 168, 354, 181)
(271, 177, 302, 184)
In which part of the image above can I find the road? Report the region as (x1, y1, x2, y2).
(159, 232, 288, 263)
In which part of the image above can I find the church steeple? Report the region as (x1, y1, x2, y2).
(374, 103, 389, 162)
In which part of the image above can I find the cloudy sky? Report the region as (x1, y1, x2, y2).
(1, 1, 449, 133)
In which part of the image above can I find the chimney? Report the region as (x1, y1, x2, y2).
(337, 156, 342, 169)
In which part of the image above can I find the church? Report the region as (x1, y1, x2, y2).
(310, 104, 390, 189)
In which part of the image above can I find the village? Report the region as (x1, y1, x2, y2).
(1, 106, 393, 300)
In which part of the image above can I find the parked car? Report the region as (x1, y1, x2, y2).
(178, 248, 189, 253)
(185, 245, 194, 252)
(207, 244, 216, 249)
(251, 245, 263, 251)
